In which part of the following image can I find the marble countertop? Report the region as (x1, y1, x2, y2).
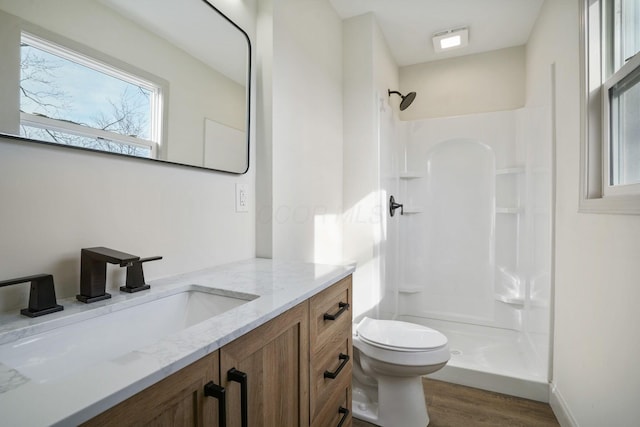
(0, 258, 355, 426)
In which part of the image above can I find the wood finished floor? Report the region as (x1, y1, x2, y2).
(352, 378, 560, 427)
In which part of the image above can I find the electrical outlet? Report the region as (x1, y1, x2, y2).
(235, 183, 248, 212)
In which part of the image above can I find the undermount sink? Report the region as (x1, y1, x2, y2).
(0, 286, 257, 383)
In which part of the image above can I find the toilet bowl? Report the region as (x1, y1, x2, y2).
(351, 317, 450, 427)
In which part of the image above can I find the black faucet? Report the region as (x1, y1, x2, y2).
(77, 247, 139, 303)
(0, 274, 64, 317)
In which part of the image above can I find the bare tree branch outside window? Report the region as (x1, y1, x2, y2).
(19, 40, 154, 158)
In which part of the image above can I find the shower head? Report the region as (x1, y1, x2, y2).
(388, 90, 417, 111)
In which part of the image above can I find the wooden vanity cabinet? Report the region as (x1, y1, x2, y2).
(220, 301, 309, 427)
(83, 350, 220, 427)
(83, 275, 352, 427)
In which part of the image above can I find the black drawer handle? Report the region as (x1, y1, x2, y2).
(324, 353, 350, 379)
(203, 381, 226, 427)
(337, 407, 350, 427)
(323, 302, 349, 321)
(228, 368, 248, 427)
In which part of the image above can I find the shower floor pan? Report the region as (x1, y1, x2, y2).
(398, 315, 550, 402)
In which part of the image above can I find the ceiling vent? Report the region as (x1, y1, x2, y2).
(432, 27, 469, 52)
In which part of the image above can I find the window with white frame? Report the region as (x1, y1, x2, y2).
(581, 0, 640, 212)
(19, 32, 162, 158)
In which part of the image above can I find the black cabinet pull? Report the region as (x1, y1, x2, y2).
(324, 353, 350, 379)
(203, 381, 226, 427)
(323, 302, 349, 321)
(337, 407, 350, 427)
(228, 368, 248, 427)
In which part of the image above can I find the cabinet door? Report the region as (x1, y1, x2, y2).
(220, 301, 310, 427)
(82, 351, 221, 427)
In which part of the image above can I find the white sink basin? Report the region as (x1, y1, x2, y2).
(0, 286, 257, 383)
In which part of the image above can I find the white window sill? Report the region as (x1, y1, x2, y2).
(579, 194, 640, 215)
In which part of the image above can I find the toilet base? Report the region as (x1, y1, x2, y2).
(352, 374, 429, 427)
(352, 385, 379, 424)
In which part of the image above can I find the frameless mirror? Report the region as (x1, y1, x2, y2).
(0, 0, 250, 174)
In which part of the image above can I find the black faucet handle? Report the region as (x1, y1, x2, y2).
(0, 274, 64, 317)
(389, 195, 404, 217)
(120, 256, 163, 294)
(138, 256, 163, 264)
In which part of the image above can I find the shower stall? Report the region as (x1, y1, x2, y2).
(378, 101, 553, 401)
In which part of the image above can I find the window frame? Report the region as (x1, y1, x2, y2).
(579, 0, 640, 213)
(602, 52, 640, 196)
(18, 30, 166, 160)
(19, 112, 157, 157)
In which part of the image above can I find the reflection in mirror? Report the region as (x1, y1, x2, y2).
(0, 0, 250, 173)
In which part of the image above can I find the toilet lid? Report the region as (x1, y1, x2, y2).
(356, 317, 448, 351)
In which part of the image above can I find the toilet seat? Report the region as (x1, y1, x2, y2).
(356, 317, 448, 352)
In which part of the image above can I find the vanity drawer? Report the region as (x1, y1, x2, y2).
(310, 276, 352, 349)
(310, 276, 352, 425)
(311, 384, 352, 427)
(311, 336, 352, 420)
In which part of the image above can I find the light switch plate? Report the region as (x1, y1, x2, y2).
(235, 183, 248, 212)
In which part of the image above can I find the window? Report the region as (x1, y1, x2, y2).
(580, 0, 640, 212)
(19, 32, 162, 158)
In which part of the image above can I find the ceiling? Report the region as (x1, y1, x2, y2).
(329, 0, 545, 67)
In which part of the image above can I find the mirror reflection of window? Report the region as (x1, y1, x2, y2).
(19, 32, 163, 158)
(0, 0, 251, 174)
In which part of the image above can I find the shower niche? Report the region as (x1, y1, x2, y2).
(397, 172, 424, 215)
(495, 166, 526, 306)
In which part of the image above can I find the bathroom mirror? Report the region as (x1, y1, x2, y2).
(0, 0, 250, 174)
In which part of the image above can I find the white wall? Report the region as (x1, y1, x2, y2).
(399, 46, 526, 120)
(372, 19, 404, 320)
(0, 0, 256, 311)
(343, 14, 378, 320)
(343, 13, 400, 320)
(255, 0, 273, 258)
(527, 0, 640, 425)
(256, 0, 344, 263)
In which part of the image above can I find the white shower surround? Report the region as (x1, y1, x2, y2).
(404, 138, 496, 322)
(383, 108, 552, 401)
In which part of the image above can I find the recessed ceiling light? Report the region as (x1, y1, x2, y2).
(432, 27, 469, 53)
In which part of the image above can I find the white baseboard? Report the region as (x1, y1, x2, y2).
(549, 382, 578, 427)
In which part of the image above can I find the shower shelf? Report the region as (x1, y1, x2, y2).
(402, 207, 423, 214)
(496, 207, 523, 214)
(398, 286, 423, 294)
(496, 167, 525, 175)
(495, 294, 525, 307)
(399, 172, 424, 179)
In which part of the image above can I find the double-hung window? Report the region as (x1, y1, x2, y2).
(581, 0, 640, 212)
(19, 32, 162, 158)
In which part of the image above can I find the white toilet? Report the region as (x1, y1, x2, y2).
(351, 317, 450, 427)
